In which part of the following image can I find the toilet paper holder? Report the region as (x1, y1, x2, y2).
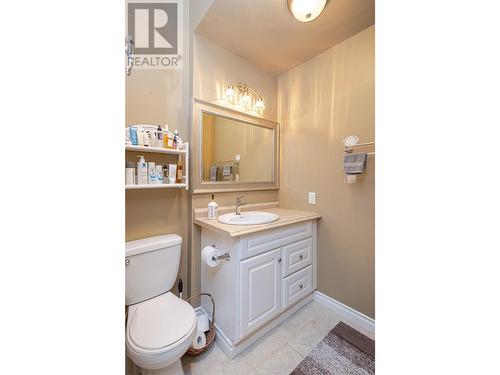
(211, 245, 231, 262)
(213, 253, 230, 261)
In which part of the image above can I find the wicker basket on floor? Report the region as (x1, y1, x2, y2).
(186, 293, 216, 356)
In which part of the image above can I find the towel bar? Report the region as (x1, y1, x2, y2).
(345, 141, 375, 155)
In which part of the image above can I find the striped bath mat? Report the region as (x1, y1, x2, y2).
(290, 321, 375, 374)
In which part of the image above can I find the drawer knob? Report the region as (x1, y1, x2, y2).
(299, 284, 303, 289)
(299, 254, 303, 260)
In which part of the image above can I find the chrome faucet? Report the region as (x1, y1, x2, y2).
(235, 196, 247, 215)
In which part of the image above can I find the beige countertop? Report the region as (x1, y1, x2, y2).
(193, 207, 321, 237)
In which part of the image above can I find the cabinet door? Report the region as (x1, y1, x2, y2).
(240, 248, 281, 339)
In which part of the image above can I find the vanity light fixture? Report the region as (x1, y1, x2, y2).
(254, 99, 265, 112)
(239, 90, 252, 109)
(287, 0, 328, 23)
(223, 85, 235, 101)
(223, 82, 265, 114)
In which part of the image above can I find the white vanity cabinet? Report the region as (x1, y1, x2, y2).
(200, 218, 318, 359)
(240, 248, 282, 338)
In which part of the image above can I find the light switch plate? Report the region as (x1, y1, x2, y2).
(308, 192, 316, 204)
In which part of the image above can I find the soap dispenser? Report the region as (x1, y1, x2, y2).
(207, 195, 218, 220)
(137, 155, 148, 185)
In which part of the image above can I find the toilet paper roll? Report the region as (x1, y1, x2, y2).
(191, 330, 207, 350)
(197, 312, 210, 333)
(202, 246, 221, 268)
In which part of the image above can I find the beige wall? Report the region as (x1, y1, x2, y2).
(190, 33, 279, 302)
(278, 26, 375, 318)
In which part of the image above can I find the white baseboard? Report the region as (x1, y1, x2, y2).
(313, 291, 375, 336)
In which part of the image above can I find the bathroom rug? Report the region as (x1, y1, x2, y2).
(290, 321, 375, 374)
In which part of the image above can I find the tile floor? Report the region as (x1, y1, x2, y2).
(181, 301, 374, 375)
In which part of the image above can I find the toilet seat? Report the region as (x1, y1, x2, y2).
(126, 292, 196, 355)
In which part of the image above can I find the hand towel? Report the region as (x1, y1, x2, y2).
(344, 153, 367, 174)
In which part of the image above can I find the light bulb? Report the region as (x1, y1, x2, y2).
(239, 91, 251, 109)
(253, 99, 265, 112)
(224, 85, 235, 102)
(288, 0, 327, 22)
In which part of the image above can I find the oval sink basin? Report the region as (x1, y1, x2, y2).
(218, 211, 280, 226)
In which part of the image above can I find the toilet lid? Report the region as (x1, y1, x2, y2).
(128, 292, 196, 351)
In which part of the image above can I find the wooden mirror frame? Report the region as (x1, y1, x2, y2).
(192, 99, 279, 194)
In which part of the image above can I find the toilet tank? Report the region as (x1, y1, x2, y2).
(125, 234, 182, 306)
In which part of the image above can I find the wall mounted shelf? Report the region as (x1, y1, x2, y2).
(125, 143, 189, 190)
(125, 183, 187, 190)
(125, 144, 187, 155)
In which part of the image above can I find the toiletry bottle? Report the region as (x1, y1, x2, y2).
(208, 195, 218, 220)
(129, 127, 138, 145)
(161, 125, 168, 148)
(162, 125, 168, 149)
(155, 165, 163, 184)
(125, 128, 132, 145)
(163, 125, 174, 149)
(168, 164, 177, 184)
(156, 125, 163, 148)
(143, 127, 153, 147)
(125, 162, 135, 185)
(137, 126, 145, 146)
(176, 158, 183, 183)
(163, 165, 169, 184)
(148, 161, 156, 184)
(137, 155, 148, 185)
(173, 129, 179, 149)
(168, 129, 175, 149)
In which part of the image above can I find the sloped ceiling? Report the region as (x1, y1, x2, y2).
(195, 0, 375, 76)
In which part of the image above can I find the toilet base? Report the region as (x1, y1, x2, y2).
(131, 360, 184, 375)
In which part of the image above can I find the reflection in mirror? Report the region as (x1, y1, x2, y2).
(202, 113, 274, 183)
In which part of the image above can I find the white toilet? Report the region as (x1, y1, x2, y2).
(126, 234, 197, 375)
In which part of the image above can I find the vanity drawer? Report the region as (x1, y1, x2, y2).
(282, 238, 313, 277)
(240, 221, 313, 260)
(282, 265, 313, 310)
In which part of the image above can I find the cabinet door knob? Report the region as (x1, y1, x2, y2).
(125, 258, 130, 266)
(299, 254, 303, 260)
(278, 258, 282, 263)
(299, 284, 303, 289)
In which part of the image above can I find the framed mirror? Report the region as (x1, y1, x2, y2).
(193, 99, 279, 193)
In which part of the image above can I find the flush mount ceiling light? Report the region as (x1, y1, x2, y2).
(223, 82, 266, 114)
(287, 0, 328, 22)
